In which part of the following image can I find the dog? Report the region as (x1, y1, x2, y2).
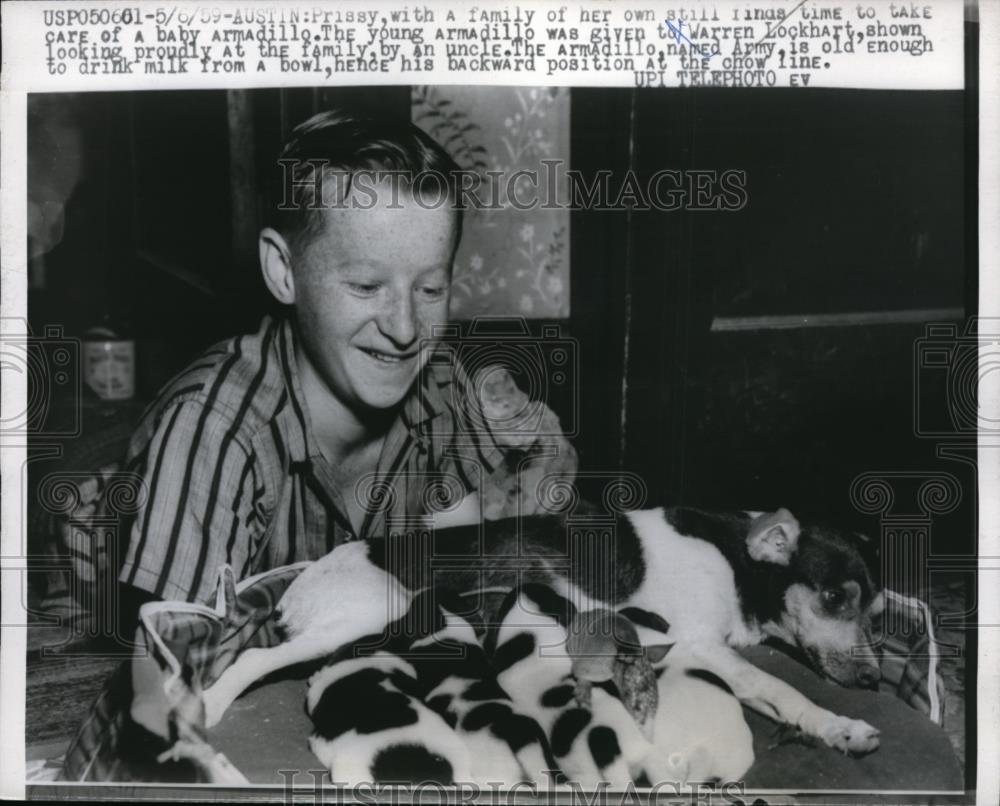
(201, 505, 883, 759)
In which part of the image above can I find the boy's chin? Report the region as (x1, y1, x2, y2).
(345, 362, 424, 412)
(354, 381, 415, 412)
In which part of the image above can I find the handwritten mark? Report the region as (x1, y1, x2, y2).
(756, 0, 810, 46)
(664, 19, 721, 59)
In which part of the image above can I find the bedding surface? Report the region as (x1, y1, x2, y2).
(60, 564, 961, 789)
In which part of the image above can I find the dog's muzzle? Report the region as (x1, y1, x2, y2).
(854, 663, 881, 688)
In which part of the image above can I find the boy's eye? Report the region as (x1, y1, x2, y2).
(418, 285, 448, 300)
(348, 282, 381, 295)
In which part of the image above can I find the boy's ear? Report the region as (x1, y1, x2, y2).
(747, 507, 800, 565)
(259, 227, 296, 305)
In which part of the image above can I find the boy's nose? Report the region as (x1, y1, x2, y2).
(377, 292, 418, 347)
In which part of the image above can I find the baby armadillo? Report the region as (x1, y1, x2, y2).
(564, 609, 662, 740)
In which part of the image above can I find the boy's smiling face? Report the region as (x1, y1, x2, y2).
(291, 177, 456, 413)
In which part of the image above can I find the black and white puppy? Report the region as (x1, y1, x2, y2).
(306, 640, 472, 785)
(203, 506, 883, 756)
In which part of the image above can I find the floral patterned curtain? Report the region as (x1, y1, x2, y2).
(412, 86, 571, 319)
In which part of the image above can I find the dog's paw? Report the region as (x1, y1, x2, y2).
(817, 714, 880, 755)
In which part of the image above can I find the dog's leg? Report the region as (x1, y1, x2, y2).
(685, 645, 880, 755)
(202, 634, 326, 728)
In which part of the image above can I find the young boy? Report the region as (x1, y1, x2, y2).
(106, 110, 576, 630)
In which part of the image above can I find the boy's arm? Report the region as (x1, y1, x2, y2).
(118, 399, 266, 606)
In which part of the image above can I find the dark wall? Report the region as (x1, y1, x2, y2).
(570, 87, 973, 553)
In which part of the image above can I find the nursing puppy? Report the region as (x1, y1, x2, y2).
(405, 590, 557, 786)
(305, 593, 472, 785)
(203, 506, 883, 756)
(307, 649, 470, 786)
(651, 647, 755, 784)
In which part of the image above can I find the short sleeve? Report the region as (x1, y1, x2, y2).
(119, 400, 266, 604)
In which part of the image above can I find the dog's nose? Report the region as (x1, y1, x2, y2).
(856, 665, 881, 687)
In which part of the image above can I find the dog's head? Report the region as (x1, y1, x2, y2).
(752, 513, 883, 688)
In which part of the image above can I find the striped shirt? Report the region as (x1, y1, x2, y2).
(114, 314, 574, 604)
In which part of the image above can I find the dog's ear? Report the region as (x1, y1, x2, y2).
(747, 508, 800, 565)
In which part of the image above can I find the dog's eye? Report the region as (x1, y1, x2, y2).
(822, 588, 846, 608)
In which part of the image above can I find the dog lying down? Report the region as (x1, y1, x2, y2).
(201, 506, 884, 782)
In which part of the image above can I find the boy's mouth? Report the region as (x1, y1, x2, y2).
(360, 347, 416, 365)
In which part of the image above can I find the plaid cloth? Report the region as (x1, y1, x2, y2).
(60, 569, 950, 783)
(61, 562, 307, 781)
(873, 589, 947, 727)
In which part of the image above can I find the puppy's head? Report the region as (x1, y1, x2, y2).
(757, 519, 883, 688)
